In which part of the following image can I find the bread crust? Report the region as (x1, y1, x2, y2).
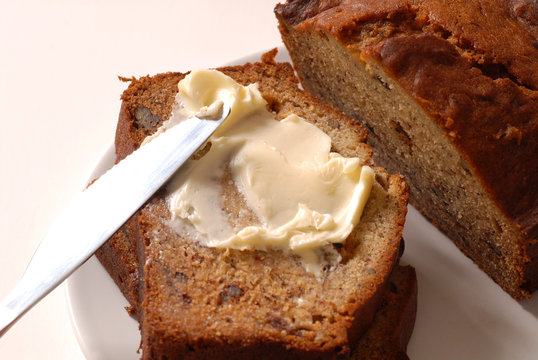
(352, 264, 417, 360)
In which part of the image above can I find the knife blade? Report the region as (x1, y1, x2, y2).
(0, 104, 230, 336)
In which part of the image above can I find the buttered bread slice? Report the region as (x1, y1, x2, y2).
(97, 51, 412, 359)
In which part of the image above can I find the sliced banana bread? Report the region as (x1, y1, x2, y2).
(97, 52, 414, 358)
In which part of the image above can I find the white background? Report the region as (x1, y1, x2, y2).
(0, 1, 281, 358)
(2, 1, 538, 359)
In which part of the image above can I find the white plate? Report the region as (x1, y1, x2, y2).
(66, 49, 538, 360)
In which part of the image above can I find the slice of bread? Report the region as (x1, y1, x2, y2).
(276, 0, 538, 299)
(97, 51, 414, 358)
(352, 264, 417, 360)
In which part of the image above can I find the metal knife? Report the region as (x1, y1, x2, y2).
(0, 104, 230, 336)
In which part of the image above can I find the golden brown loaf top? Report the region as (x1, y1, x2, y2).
(276, 0, 537, 239)
(112, 53, 411, 358)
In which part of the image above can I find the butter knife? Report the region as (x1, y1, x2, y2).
(0, 104, 230, 336)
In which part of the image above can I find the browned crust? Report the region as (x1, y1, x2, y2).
(95, 215, 139, 312)
(352, 265, 417, 360)
(277, 0, 538, 88)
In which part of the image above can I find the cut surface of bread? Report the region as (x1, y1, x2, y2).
(97, 243, 417, 360)
(276, 0, 538, 299)
(97, 52, 413, 359)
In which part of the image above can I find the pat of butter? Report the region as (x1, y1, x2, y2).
(160, 69, 374, 274)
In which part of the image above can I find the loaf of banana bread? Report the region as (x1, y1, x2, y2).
(276, 0, 537, 299)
